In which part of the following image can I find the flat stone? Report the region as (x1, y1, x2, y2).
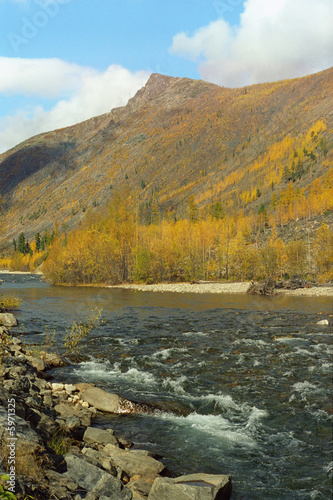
(83, 427, 119, 446)
(104, 445, 166, 478)
(317, 319, 329, 325)
(82, 387, 120, 413)
(0, 313, 18, 327)
(52, 383, 65, 392)
(148, 474, 232, 500)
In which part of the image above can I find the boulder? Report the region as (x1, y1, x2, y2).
(25, 355, 45, 372)
(317, 319, 329, 325)
(83, 427, 119, 447)
(148, 473, 232, 500)
(64, 453, 131, 499)
(85, 474, 133, 500)
(54, 402, 92, 427)
(82, 387, 120, 413)
(0, 313, 18, 327)
(46, 469, 78, 491)
(104, 445, 166, 478)
(81, 387, 154, 415)
(43, 352, 67, 367)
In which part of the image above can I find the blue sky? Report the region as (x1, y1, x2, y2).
(0, 0, 332, 153)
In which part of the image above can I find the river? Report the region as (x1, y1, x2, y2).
(1, 273, 332, 499)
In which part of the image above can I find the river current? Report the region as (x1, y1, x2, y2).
(1, 273, 332, 499)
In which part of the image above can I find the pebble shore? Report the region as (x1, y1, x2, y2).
(110, 282, 333, 296)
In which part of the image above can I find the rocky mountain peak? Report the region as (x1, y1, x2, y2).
(127, 73, 179, 111)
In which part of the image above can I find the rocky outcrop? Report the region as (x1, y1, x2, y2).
(148, 474, 232, 500)
(0, 316, 232, 499)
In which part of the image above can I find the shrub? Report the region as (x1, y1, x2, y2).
(64, 307, 102, 357)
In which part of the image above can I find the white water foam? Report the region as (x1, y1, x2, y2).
(324, 461, 333, 478)
(191, 393, 268, 430)
(73, 361, 158, 387)
(156, 411, 258, 448)
(308, 362, 332, 374)
(151, 347, 189, 360)
(182, 331, 208, 337)
(290, 381, 325, 402)
(200, 393, 241, 412)
(233, 338, 269, 347)
(162, 376, 188, 395)
(115, 338, 139, 346)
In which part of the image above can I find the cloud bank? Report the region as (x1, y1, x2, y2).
(170, 0, 333, 87)
(0, 58, 150, 153)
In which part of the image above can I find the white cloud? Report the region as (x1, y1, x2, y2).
(0, 58, 150, 153)
(170, 0, 333, 87)
(0, 57, 91, 98)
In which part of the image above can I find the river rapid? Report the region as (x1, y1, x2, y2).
(1, 273, 332, 499)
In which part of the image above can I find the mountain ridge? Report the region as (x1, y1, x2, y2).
(0, 67, 332, 249)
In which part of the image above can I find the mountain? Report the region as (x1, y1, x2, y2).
(0, 68, 332, 249)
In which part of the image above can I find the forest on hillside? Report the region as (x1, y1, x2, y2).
(2, 165, 332, 285)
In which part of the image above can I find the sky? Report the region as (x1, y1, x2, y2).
(0, 0, 332, 153)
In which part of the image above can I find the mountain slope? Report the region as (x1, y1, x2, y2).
(0, 68, 332, 248)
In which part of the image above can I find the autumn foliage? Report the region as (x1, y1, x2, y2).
(41, 187, 333, 285)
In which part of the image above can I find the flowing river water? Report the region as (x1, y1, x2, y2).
(1, 273, 332, 499)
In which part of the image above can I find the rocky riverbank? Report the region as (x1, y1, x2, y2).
(0, 313, 232, 500)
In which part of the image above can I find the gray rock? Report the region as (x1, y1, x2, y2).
(3, 376, 31, 395)
(65, 416, 81, 432)
(65, 384, 77, 394)
(0, 313, 18, 327)
(83, 427, 119, 447)
(82, 387, 120, 413)
(64, 453, 131, 498)
(148, 474, 232, 500)
(104, 445, 166, 478)
(46, 470, 78, 491)
(27, 408, 56, 440)
(126, 477, 154, 498)
(43, 352, 66, 367)
(0, 405, 41, 454)
(85, 474, 133, 500)
(54, 402, 92, 427)
(25, 355, 45, 372)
